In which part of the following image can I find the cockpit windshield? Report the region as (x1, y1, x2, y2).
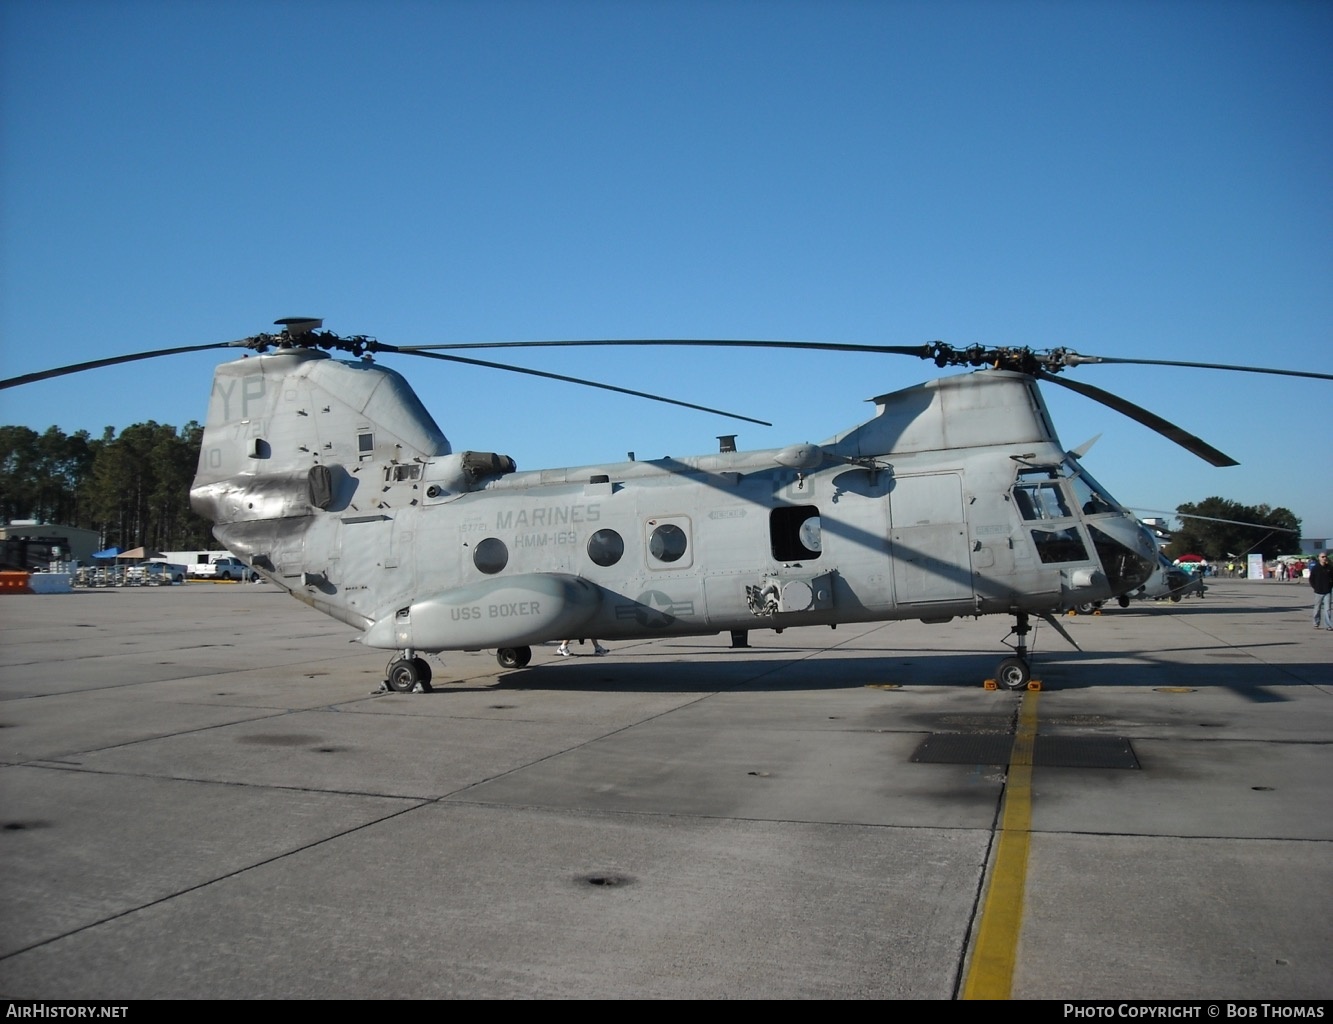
(1066, 473, 1115, 516)
(1064, 460, 1119, 516)
(1012, 464, 1118, 521)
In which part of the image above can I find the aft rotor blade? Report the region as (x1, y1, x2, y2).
(1062, 353, 1333, 382)
(0, 340, 250, 390)
(399, 339, 930, 357)
(1036, 371, 1239, 467)
(395, 348, 772, 426)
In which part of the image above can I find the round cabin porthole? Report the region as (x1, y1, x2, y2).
(473, 537, 508, 575)
(587, 529, 625, 567)
(649, 523, 688, 563)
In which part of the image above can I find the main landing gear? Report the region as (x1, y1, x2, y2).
(385, 653, 433, 693)
(381, 644, 535, 691)
(496, 646, 532, 669)
(996, 612, 1033, 690)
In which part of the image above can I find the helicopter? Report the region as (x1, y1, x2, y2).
(4, 320, 1329, 692)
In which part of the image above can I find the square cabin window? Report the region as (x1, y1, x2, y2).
(771, 505, 822, 560)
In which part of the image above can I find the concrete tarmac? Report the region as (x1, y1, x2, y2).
(1, 579, 1329, 999)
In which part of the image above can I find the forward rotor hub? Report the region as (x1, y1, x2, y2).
(244, 326, 382, 359)
(925, 342, 1074, 375)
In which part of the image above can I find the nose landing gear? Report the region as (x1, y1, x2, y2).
(996, 612, 1033, 690)
(996, 656, 1031, 690)
(990, 609, 1079, 690)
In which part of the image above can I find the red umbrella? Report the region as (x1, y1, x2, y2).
(1174, 554, 1206, 563)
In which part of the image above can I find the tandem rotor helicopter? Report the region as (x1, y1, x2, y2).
(4, 321, 1328, 691)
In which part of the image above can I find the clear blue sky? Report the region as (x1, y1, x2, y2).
(2, 0, 1329, 537)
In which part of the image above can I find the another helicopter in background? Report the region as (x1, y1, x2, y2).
(5, 320, 1327, 691)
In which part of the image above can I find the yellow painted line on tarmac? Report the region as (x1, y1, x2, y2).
(962, 690, 1039, 1000)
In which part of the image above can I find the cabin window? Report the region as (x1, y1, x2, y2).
(770, 505, 822, 560)
(587, 529, 624, 567)
(648, 523, 688, 564)
(1030, 526, 1089, 564)
(473, 537, 508, 575)
(386, 464, 421, 482)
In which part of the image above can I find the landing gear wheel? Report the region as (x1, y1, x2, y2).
(1170, 594, 1182, 603)
(997, 657, 1031, 691)
(1075, 601, 1097, 614)
(496, 646, 532, 669)
(1117, 594, 1130, 608)
(387, 658, 433, 693)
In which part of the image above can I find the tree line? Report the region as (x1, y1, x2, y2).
(0, 422, 214, 551)
(1165, 497, 1303, 561)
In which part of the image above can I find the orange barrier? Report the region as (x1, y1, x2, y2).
(0, 572, 34, 594)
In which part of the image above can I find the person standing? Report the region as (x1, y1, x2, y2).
(1310, 552, 1333, 630)
(556, 638, 608, 656)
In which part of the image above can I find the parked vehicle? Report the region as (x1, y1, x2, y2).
(187, 556, 255, 582)
(143, 561, 187, 584)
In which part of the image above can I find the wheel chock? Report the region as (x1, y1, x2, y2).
(985, 678, 1042, 691)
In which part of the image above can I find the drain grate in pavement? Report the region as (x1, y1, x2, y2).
(911, 733, 1139, 769)
(912, 733, 1014, 765)
(1037, 735, 1139, 768)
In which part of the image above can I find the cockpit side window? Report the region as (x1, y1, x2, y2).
(1013, 470, 1071, 520)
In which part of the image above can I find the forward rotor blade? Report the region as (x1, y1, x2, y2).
(406, 341, 1333, 385)
(1062, 353, 1333, 382)
(399, 339, 930, 357)
(1036, 371, 1239, 467)
(1039, 611, 1082, 652)
(394, 348, 772, 426)
(0, 340, 250, 390)
(1128, 509, 1299, 533)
